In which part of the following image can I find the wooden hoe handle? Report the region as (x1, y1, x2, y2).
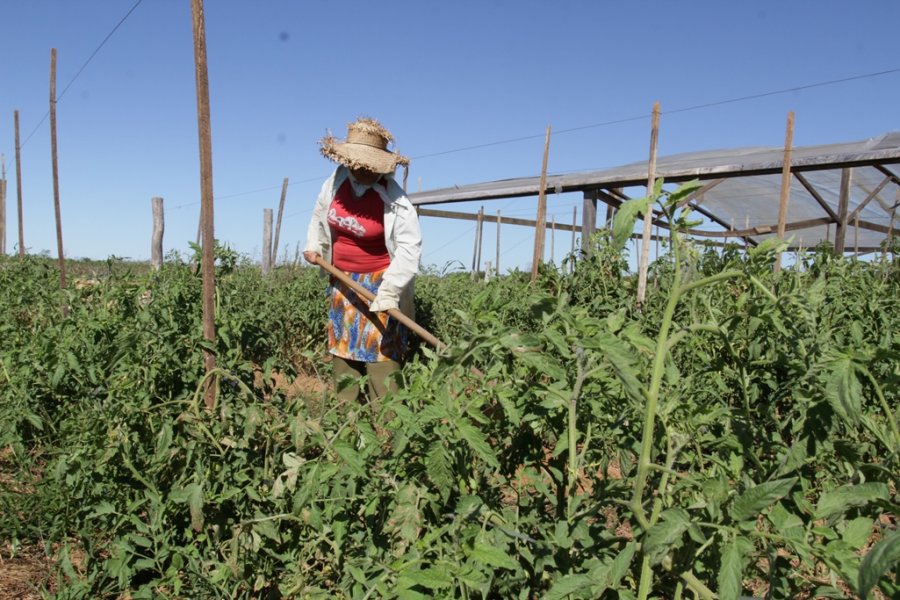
(314, 257, 446, 351)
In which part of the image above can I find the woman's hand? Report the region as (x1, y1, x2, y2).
(369, 283, 400, 313)
(303, 251, 320, 265)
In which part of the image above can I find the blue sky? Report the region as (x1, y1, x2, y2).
(1, 0, 898, 273)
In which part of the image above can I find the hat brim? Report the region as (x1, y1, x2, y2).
(320, 137, 409, 175)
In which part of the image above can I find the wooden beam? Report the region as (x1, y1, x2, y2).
(853, 217, 895, 235)
(680, 216, 831, 238)
(873, 163, 900, 187)
(601, 188, 627, 223)
(418, 207, 580, 233)
(834, 167, 852, 254)
(687, 200, 734, 231)
(794, 172, 839, 221)
(675, 177, 726, 209)
(847, 175, 891, 223)
(596, 189, 625, 210)
(597, 188, 664, 218)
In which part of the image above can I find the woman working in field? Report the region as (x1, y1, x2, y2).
(303, 117, 422, 408)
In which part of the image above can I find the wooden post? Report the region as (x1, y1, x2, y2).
(582, 190, 598, 255)
(476, 205, 484, 275)
(49, 49, 66, 290)
(570, 205, 576, 272)
(634, 237, 640, 274)
(262, 208, 273, 275)
(0, 155, 6, 256)
(834, 168, 852, 255)
(744, 214, 750, 250)
(884, 195, 897, 260)
(531, 125, 551, 282)
(774, 111, 794, 272)
(636, 102, 660, 307)
(854, 213, 859, 256)
(14, 111, 25, 256)
(272, 177, 288, 267)
(550, 215, 556, 264)
(654, 223, 660, 263)
(191, 0, 217, 410)
(495, 210, 501, 276)
(605, 194, 616, 228)
(151, 197, 164, 270)
(471, 205, 484, 280)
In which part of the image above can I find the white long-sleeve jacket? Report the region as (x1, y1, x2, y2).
(304, 165, 422, 318)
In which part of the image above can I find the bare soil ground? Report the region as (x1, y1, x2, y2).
(0, 544, 51, 600)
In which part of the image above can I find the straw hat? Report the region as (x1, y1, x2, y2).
(319, 117, 410, 175)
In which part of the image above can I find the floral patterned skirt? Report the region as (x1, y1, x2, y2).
(327, 267, 407, 363)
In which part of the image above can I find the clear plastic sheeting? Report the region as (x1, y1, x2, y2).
(691, 165, 897, 251)
(410, 132, 900, 253)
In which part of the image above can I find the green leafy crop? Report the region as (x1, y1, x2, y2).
(1, 210, 897, 599)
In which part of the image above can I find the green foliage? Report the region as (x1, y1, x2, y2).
(1, 215, 898, 599)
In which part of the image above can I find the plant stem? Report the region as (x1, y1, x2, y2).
(680, 570, 717, 599)
(567, 347, 588, 521)
(633, 234, 684, 600)
(631, 225, 743, 598)
(860, 365, 900, 450)
(645, 462, 701, 485)
(748, 274, 778, 302)
(631, 250, 682, 531)
(636, 556, 653, 600)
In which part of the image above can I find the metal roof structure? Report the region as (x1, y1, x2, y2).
(409, 131, 900, 253)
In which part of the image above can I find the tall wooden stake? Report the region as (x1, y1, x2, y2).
(774, 111, 794, 272)
(834, 168, 852, 256)
(476, 205, 484, 275)
(151, 197, 164, 270)
(49, 49, 66, 290)
(531, 125, 551, 282)
(570, 205, 576, 273)
(884, 194, 897, 261)
(636, 102, 660, 307)
(191, 0, 217, 409)
(471, 205, 484, 280)
(271, 177, 288, 267)
(0, 155, 6, 256)
(262, 208, 273, 275)
(14, 111, 24, 256)
(495, 210, 502, 276)
(550, 215, 556, 264)
(582, 190, 597, 255)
